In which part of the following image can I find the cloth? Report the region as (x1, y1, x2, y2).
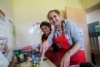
(45, 23, 86, 67)
(42, 34, 59, 52)
(46, 49, 86, 67)
(21, 46, 32, 51)
(47, 19, 84, 50)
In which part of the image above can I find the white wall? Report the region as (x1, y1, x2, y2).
(86, 8, 100, 24)
(13, 0, 83, 48)
(81, 0, 100, 9)
(15, 22, 42, 49)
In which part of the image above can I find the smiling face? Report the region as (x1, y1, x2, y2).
(48, 11, 62, 27)
(41, 25, 51, 36)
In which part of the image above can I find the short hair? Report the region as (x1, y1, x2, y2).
(40, 21, 52, 31)
(80, 62, 95, 67)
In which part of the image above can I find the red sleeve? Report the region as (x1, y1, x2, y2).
(42, 34, 48, 43)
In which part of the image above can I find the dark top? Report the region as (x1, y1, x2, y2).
(42, 34, 59, 52)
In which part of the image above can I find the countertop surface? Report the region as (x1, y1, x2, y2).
(20, 58, 56, 67)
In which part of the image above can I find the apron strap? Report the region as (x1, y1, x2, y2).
(54, 21, 64, 37)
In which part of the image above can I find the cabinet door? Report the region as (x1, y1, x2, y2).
(65, 7, 91, 62)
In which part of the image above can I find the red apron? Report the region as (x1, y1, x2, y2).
(45, 27, 86, 67)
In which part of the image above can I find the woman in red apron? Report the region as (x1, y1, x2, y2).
(40, 21, 59, 52)
(40, 9, 86, 67)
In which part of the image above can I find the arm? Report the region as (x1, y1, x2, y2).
(68, 21, 83, 56)
(61, 43, 81, 67)
(61, 20, 84, 67)
(66, 43, 81, 57)
(40, 30, 54, 57)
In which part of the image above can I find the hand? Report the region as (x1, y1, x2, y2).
(61, 52, 71, 67)
(40, 41, 50, 59)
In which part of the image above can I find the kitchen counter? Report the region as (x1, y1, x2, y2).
(20, 58, 56, 67)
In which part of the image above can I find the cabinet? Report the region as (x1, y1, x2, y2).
(0, 9, 14, 50)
